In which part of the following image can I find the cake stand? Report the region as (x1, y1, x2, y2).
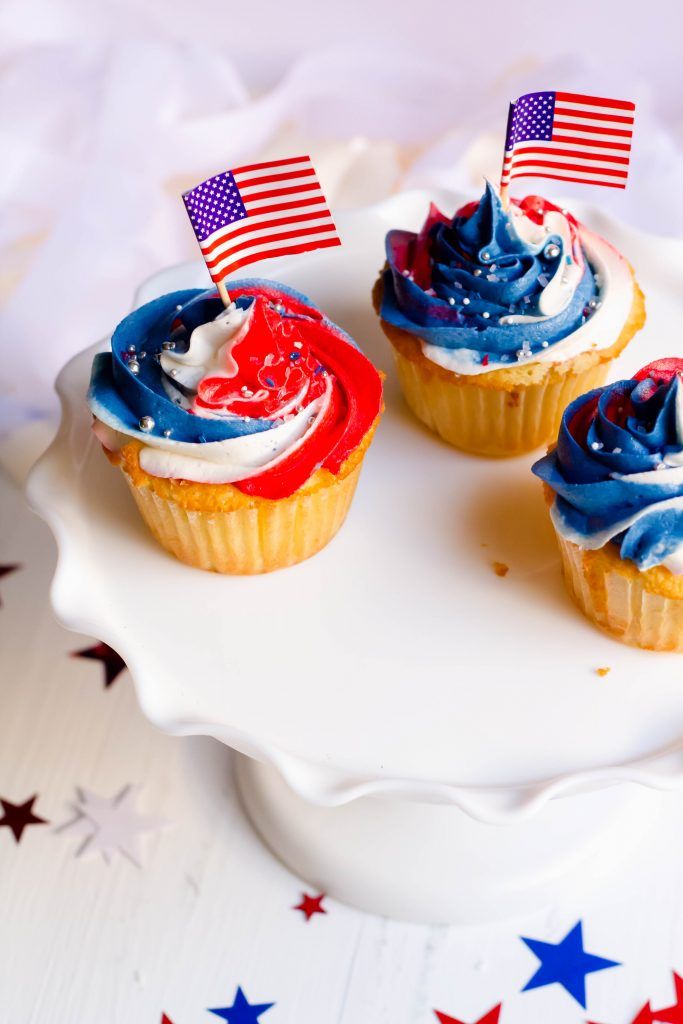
(27, 191, 683, 924)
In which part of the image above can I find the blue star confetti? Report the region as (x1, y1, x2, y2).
(520, 920, 620, 1007)
(208, 986, 275, 1023)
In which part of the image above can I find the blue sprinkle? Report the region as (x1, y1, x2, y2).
(314, 365, 325, 375)
(265, 377, 275, 387)
(289, 351, 301, 361)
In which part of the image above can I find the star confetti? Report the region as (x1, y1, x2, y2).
(434, 1005, 502, 1024)
(208, 986, 275, 1023)
(0, 794, 48, 842)
(632, 1006, 654, 1024)
(655, 973, 683, 1022)
(293, 892, 327, 921)
(0, 564, 19, 607)
(72, 641, 127, 688)
(59, 784, 168, 866)
(521, 920, 620, 1008)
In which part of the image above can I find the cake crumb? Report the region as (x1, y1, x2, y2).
(596, 666, 611, 677)
(492, 561, 509, 578)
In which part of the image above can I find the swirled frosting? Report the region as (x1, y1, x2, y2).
(380, 181, 634, 375)
(88, 280, 383, 499)
(533, 360, 683, 575)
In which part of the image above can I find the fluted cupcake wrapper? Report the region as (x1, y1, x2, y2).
(122, 463, 362, 575)
(392, 350, 611, 457)
(555, 531, 683, 652)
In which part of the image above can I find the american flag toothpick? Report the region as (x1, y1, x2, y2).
(183, 155, 341, 306)
(499, 91, 635, 208)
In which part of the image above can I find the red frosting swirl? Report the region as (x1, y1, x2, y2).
(194, 284, 382, 499)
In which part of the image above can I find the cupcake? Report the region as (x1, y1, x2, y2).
(88, 280, 383, 574)
(533, 359, 683, 651)
(373, 181, 645, 457)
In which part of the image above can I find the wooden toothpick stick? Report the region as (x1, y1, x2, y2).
(217, 279, 231, 308)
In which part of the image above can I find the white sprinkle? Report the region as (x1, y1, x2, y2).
(537, 274, 550, 287)
(293, 341, 303, 349)
(448, 297, 456, 306)
(591, 441, 604, 451)
(613, 447, 622, 454)
(541, 341, 549, 348)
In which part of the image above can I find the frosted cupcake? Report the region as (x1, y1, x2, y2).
(533, 359, 683, 651)
(88, 280, 383, 574)
(374, 182, 645, 456)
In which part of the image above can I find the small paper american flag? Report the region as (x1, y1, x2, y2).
(183, 155, 341, 284)
(500, 91, 635, 191)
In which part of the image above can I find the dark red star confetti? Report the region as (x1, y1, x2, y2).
(0, 564, 19, 607)
(434, 1006, 501, 1024)
(0, 795, 48, 842)
(654, 973, 683, 1022)
(72, 642, 126, 688)
(293, 892, 327, 921)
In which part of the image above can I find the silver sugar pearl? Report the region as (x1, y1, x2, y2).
(473, 268, 482, 277)
(462, 297, 471, 305)
(162, 341, 176, 351)
(128, 359, 140, 375)
(481, 250, 491, 261)
(482, 311, 490, 319)
(138, 350, 146, 359)
(139, 416, 155, 432)
(448, 297, 456, 306)
(163, 429, 172, 438)
(588, 298, 601, 310)
(169, 369, 178, 377)
(544, 243, 561, 260)
(127, 344, 137, 353)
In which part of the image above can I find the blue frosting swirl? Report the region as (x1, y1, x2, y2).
(380, 182, 598, 365)
(533, 371, 683, 571)
(88, 279, 354, 444)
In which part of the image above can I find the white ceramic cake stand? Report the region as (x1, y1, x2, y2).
(28, 191, 683, 924)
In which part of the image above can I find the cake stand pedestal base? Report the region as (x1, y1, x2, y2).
(235, 755, 661, 924)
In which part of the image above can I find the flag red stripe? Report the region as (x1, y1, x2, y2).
(555, 91, 635, 111)
(234, 167, 316, 190)
(230, 155, 310, 176)
(552, 120, 633, 138)
(241, 182, 322, 203)
(550, 133, 632, 151)
(205, 223, 339, 270)
(213, 237, 342, 282)
(237, 195, 327, 219)
(508, 146, 630, 165)
(200, 208, 332, 256)
(554, 105, 634, 124)
(506, 158, 628, 177)
(504, 171, 626, 189)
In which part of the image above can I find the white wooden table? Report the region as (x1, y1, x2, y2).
(2, 431, 683, 1024)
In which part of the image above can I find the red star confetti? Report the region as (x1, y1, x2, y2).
(59, 784, 169, 865)
(0, 794, 48, 842)
(632, 1006, 654, 1024)
(654, 973, 683, 1022)
(0, 564, 20, 607)
(293, 892, 327, 921)
(434, 1005, 502, 1024)
(72, 641, 126, 688)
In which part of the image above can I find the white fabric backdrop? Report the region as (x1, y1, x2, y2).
(1, 0, 682, 429)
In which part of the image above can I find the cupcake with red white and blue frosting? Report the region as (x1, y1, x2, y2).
(88, 280, 383, 574)
(533, 359, 683, 650)
(374, 182, 645, 456)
